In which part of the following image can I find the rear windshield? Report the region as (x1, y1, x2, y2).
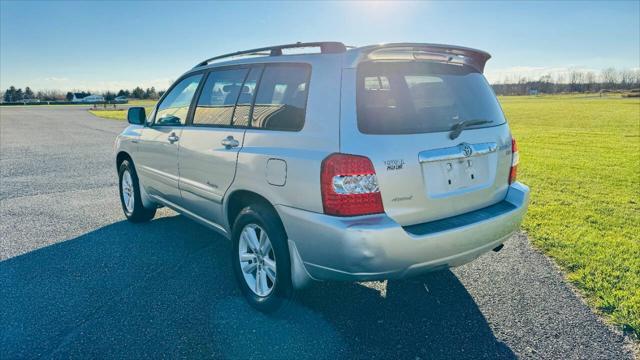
(357, 61, 506, 134)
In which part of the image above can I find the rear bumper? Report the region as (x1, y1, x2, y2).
(277, 182, 530, 288)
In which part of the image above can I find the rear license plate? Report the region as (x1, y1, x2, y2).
(422, 156, 491, 196)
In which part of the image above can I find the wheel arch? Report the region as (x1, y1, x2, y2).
(224, 188, 314, 289)
(225, 190, 282, 232)
(116, 150, 155, 209)
(116, 150, 133, 170)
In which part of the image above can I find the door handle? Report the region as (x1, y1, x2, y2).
(168, 132, 179, 144)
(221, 135, 240, 149)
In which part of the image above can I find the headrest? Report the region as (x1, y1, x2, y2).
(222, 84, 250, 93)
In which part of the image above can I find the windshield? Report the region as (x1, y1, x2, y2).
(356, 61, 506, 134)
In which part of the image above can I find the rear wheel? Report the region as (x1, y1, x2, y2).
(232, 203, 293, 312)
(118, 159, 156, 222)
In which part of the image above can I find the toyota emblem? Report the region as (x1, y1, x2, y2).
(462, 144, 473, 157)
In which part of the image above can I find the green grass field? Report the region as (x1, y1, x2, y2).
(88, 109, 129, 120)
(89, 94, 640, 336)
(501, 95, 639, 337)
(127, 99, 158, 107)
(88, 100, 156, 121)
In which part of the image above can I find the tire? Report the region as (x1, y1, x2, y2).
(118, 159, 156, 223)
(231, 203, 293, 313)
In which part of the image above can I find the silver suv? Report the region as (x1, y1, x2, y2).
(115, 42, 529, 311)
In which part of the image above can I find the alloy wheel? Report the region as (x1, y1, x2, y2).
(238, 224, 277, 297)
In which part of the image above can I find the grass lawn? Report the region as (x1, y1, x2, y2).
(88, 109, 128, 120)
(127, 99, 158, 107)
(89, 104, 156, 121)
(500, 94, 639, 337)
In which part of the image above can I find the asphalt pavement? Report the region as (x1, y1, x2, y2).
(0, 106, 635, 359)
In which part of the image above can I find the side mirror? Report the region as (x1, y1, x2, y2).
(127, 107, 146, 125)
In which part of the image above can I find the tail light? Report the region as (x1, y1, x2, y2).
(509, 138, 519, 184)
(321, 153, 384, 216)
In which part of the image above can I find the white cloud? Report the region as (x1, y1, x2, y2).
(43, 77, 70, 82)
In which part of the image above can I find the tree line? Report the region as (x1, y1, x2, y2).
(2, 86, 166, 103)
(491, 68, 640, 95)
(3, 67, 640, 102)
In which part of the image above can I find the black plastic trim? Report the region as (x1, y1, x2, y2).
(403, 201, 517, 236)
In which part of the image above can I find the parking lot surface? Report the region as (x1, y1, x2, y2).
(0, 106, 634, 359)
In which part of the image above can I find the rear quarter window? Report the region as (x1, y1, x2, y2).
(251, 64, 310, 132)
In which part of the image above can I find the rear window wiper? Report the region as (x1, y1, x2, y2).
(449, 119, 493, 140)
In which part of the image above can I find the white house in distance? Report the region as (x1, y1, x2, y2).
(72, 93, 105, 103)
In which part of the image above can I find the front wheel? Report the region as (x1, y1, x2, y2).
(232, 204, 293, 312)
(118, 159, 156, 222)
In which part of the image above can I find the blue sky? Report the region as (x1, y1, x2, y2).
(1, 0, 638, 91)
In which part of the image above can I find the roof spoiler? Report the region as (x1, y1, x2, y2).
(356, 43, 491, 72)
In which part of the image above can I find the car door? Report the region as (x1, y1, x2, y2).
(177, 66, 261, 224)
(135, 74, 203, 205)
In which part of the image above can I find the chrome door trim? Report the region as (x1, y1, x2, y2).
(139, 165, 180, 182)
(419, 142, 497, 163)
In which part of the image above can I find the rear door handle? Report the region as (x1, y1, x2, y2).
(221, 135, 240, 149)
(168, 132, 179, 144)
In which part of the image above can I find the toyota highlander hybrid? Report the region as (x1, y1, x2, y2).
(114, 42, 530, 311)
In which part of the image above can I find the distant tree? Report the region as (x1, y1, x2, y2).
(632, 69, 640, 87)
(131, 87, 145, 99)
(24, 87, 34, 99)
(619, 69, 635, 89)
(568, 70, 586, 92)
(158, 90, 165, 98)
(584, 72, 597, 92)
(539, 74, 553, 93)
(117, 89, 126, 97)
(491, 66, 639, 96)
(15, 88, 23, 101)
(104, 91, 116, 101)
(53, 90, 65, 101)
(4, 86, 17, 102)
(66, 92, 74, 102)
(40, 90, 65, 101)
(144, 86, 157, 100)
(600, 68, 618, 89)
(555, 74, 566, 93)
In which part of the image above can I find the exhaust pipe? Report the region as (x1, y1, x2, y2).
(492, 244, 504, 252)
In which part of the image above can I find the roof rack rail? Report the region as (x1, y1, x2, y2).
(194, 41, 347, 68)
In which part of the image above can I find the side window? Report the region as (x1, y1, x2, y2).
(154, 74, 202, 126)
(193, 68, 249, 126)
(252, 64, 310, 131)
(232, 66, 262, 127)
